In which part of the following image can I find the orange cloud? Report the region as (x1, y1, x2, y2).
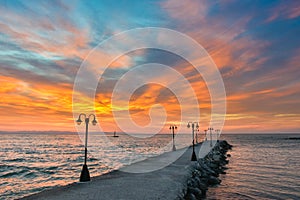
(0, 75, 76, 131)
(160, 0, 300, 133)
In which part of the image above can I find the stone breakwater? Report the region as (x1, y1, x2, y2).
(181, 141, 233, 200)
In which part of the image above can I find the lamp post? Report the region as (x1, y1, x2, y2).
(187, 122, 199, 161)
(169, 125, 177, 151)
(204, 129, 207, 141)
(196, 128, 199, 144)
(76, 113, 97, 182)
(208, 127, 214, 147)
(215, 129, 220, 142)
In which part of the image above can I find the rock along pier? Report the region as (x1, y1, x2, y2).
(182, 140, 232, 200)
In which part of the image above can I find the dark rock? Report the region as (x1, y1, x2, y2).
(190, 179, 199, 188)
(208, 163, 219, 169)
(194, 177, 201, 186)
(182, 140, 232, 200)
(208, 176, 221, 186)
(192, 169, 201, 177)
(201, 189, 207, 197)
(198, 161, 217, 176)
(221, 166, 228, 170)
(198, 182, 208, 191)
(199, 177, 208, 184)
(185, 191, 197, 200)
(189, 187, 202, 199)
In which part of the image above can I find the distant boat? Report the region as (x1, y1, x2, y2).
(113, 131, 119, 137)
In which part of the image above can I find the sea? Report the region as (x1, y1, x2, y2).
(0, 132, 299, 200)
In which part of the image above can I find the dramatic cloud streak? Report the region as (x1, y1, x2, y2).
(0, 0, 299, 133)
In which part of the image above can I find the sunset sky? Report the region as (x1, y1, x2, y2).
(0, 0, 299, 133)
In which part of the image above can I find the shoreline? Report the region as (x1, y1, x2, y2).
(20, 141, 231, 200)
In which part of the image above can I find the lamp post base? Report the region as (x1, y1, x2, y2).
(191, 151, 197, 161)
(172, 144, 176, 151)
(80, 164, 90, 182)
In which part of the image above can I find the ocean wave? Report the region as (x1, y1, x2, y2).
(2, 158, 27, 162)
(0, 169, 29, 178)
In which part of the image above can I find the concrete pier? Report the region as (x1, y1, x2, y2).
(21, 141, 231, 200)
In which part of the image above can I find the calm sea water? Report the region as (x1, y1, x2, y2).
(0, 132, 191, 200)
(0, 133, 299, 199)
(207, 134, 300, 200)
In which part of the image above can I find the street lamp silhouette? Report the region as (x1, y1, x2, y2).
(215, 129, 220, 142)
(204, 129, 208, 141)
(76, 113, 97, 182)
(208, 127, 214, 147)
(196, 128, 199, 144)
(187, 122, 199, 161)
(169, 125, 177, 151)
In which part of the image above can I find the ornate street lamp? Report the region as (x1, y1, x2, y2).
(169, 125, 177, 151)
(76, 113, 97, 182)
(187, 122, 199, 161)
(208, 127, 214, 147)
(204, 129, 208, 141)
